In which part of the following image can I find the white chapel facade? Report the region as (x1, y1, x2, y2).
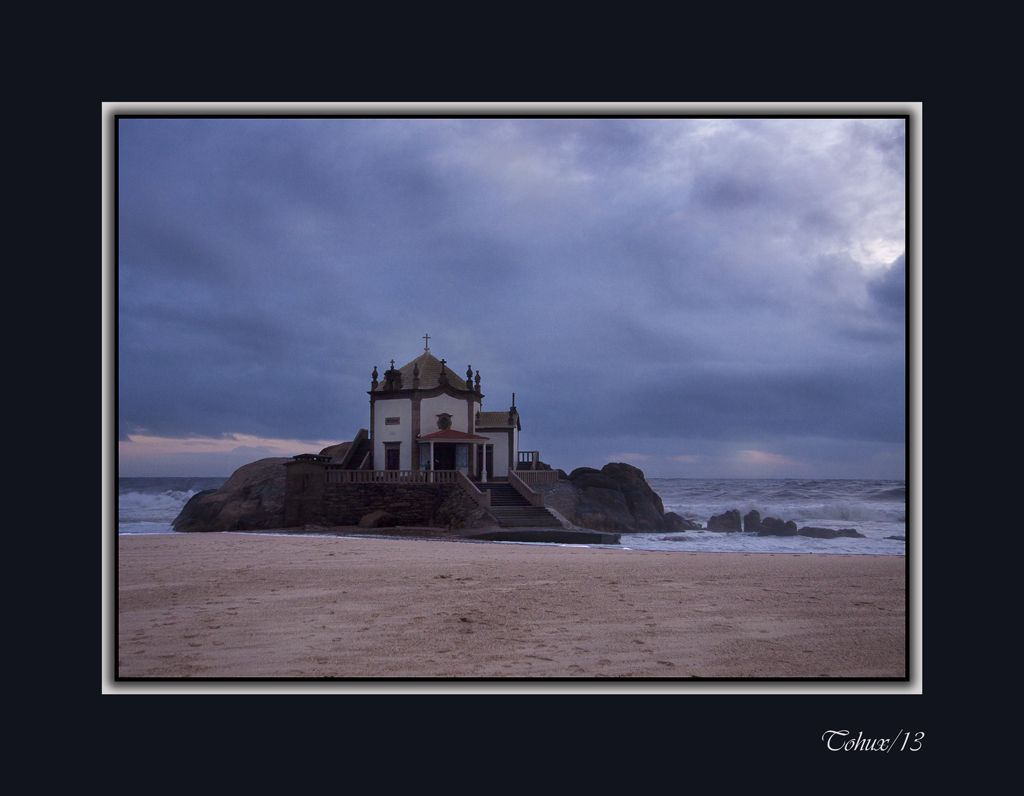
(369, 336, 521, 480)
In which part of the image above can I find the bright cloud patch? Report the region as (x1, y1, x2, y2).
(736, 449, 801, 466)
(609, 452, 651, 463)
(119, 433, 339, 458)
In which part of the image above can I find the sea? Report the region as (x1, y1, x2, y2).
(117, 477, 907, 556)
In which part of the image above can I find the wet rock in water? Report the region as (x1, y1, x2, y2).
(885, 535, 906, 541)
(796, 526, 866, 539)
(664, 512, 702, 531)
(798, 526, 842, 539)
(708, 509, 743, 533)
(757, 517, 798, 536)
(743, 509, 762, 533)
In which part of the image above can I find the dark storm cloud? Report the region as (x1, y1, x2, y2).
(117, 115, 907, 476)
(526, 358, 905, 443)
(693, 173, 766, 209)
(868, 254, 906, 314)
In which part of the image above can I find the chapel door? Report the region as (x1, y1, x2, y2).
(434, 444, 456, 471)
(385, 446, 401, 471)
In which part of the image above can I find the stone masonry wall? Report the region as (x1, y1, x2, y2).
(284, 460, 484, 528)
(283, 460, 327, 526)
(433, 484, 489, 529)
(318, 482, 452, 526)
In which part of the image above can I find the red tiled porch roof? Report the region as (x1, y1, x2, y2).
(417, 429, 490, 441)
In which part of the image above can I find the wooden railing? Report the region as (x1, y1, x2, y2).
(514, 470, 559, 484)
(508, 470, 545, 507)
(457, 470, 491, 509)
(326, 469, 458, 484)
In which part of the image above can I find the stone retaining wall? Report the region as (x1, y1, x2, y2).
(285, 477, 471, 527)
(285, 458, 488, 528)
(321, 482, 450, 526)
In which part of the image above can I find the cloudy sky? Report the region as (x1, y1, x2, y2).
(115, 110, 909, 478)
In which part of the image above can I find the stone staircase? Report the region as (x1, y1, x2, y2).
(342, 438, 372, 469)
(483, 482, 562, 528)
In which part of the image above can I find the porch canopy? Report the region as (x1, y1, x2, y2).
(416, 429, 491, 475)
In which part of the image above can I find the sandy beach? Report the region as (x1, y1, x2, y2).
(116, 533, 906, 680)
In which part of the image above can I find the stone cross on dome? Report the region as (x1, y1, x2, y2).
(423, 333, 430, 353)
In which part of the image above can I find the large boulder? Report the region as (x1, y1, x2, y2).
(664, 512, 702, 531)
(743, 510, 762, 533)
(541, 462, 677, 534)
(601, 463, 666, 528)
(319, 441, 352, 461)
(567, 480, 638, 534)
(757, 517, 799, 536)
(568, 468, 621, 492)
(798, 526, 842, 539)
(798, 526, 867, 539)
(708, 509, 742, 533)
(172, 457, 290, 532)
(547, 467, 636, 533)
(359, 510, 397, 528)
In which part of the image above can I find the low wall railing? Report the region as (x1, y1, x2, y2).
(509, 470, 545, 507)
(326, 469, 458, 484)
(457, 470, 491, 509)
(514, 470, 559, 484)
(518, 450, 540, 469)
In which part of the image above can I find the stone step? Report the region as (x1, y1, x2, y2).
(488, 506, 563, 528)
(484, 487, 532, 507)
(492, 518, 563, 528)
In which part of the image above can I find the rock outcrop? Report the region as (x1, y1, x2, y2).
(757, 517, 799, 536)
(708, 509, 743, 533)
(796, 527, 866, 539)
(172, 442, 491, 533)
(319, 441, 352, 461)
(540, 463, 701, 534)
(358, 510, 398, 528)
(173, 457, 291, 533)
(172, 454, 706, 537)
(702, 506, 868, 540)
(664, 512, 703, 531)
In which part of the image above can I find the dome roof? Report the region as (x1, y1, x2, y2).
(374, 351, 473, 393)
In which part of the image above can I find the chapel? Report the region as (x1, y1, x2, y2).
(282, 335, 561, 529)
(368, 336, 524, 480)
